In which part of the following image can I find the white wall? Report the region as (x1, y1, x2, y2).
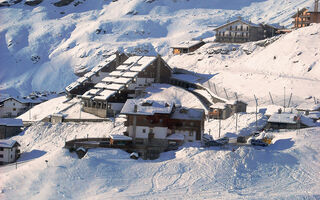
(0, 99, 27, 117)
(174, 130, 196, 142)
(0, 146, 17, 163)
(132, 126, 168, 139)
(217, 21, 249, 37)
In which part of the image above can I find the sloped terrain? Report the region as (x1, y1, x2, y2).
(0, 0, 313, 96)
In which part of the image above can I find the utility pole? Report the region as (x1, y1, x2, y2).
(219, 118, 221, 138)
(269, 92, 274, 105)
(213, 83, 218, 95)
(287, 93, 293, 108)
(224, 88, 229, 99)
(235, 92, 238, 132)
(283, 86, 286, 112)
(254, 95, 258, 131)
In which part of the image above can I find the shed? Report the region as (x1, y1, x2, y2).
(0, 139, 20, 164)
(171, 40, 205, 54)
(208, 103, 232, 119)
(0, 118, 23, 139)
(266, 113, 315, 130)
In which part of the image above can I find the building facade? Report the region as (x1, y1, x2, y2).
(292, 1, 320, 28)
(0, 118, 24, 139)
(171, 41, 205, 54)
(0, 139, 20, 164)
(81, 55, 172, 118)
(214, 19, 280, 43)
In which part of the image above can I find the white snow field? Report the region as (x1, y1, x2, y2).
(0, 0, 315, 96)
(0, 121, 320, 199)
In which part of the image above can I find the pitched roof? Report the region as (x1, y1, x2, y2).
(171, 40, 204, 49)
(214, 19, 259, 31)
(171, 107, 204, 121)
(0, 139, 20, 148)
(121, 99, 174, 116)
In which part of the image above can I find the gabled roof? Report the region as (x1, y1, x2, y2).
(291, 8, 309, 18)
(171, 107, 204, 121)
(214, 19, 259, 31)
(268, 113, 298, 124)
(0, 139, 20, 148)
(121, 99, 174, 116)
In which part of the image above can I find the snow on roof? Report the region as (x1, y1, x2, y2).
(210, 103, 228, 109)
(105, 83, 125, 91)
(91, 65, 103, 73)
(84, 71, 96, 78)
(82, 88, 101, 99)
(77, 77, 89, 84)
(112, 77, 132, 85)
(94, 82, 109, 89)
(122, 71, 139, 78)
(171, 40, 204, 49)
(93, 90, 116, 101)
(105, 54, 117, 62)
(130, 56, 156, 72)
(110, 134, 132, 141)
(102, 76, 116, 83)
(66, 81, 80, 92)
(166, 133, 185, 141)
(296, 102, 320, 111)
(121, 99, 174, 115)
(116, 65, 131, 71)
(300, 115, 315, 127)
(0, 118, 23, 127)
(171, 107, 204, 121)
(214, 18, 259, 30)
(109, 71, 124, 77)
(123, 56, 142, 65)
(307, 111, 320, 119)
(268, 113, 298, 124)
(171, 74, 202, 84)
(0, 139, 20, 148)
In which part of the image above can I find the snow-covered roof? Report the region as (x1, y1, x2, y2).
(123, 56, 142, 65)
(130, 56, 156, 72)
(94, 82, 109, 89)
(171, 107, 204, 121)
(105, 83, 125, 91)
(65, 81, 80, 92)
(110, 134, 132, 141)
(121, 99, 174, 116)
(116, 65, 131, 71)
(268, 113, 298, 124)
(82, 88, 101, 99)
(0, 139, 20, 148)
(122, 71, 139, 78)
(300, 115, 315, 127)
(84, 71, 96, 78)
(0, 118, 23, 127)
(210, 103, 228, 109)
(76, 77, 89, 84)
(171, 40, 204, 49)
(306, 111, 320, 119)
(214, 18, 260, 31)
(112, 77, 132, 85)
(166, 133, 185, 141)
(102, 76, 116, 83)
(93, 90, 116, 101)
(171, 74, 202, 84)
(296, 102, 320, 111)
(109, 71, 124, 77)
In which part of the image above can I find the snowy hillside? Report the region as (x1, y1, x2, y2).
(1, 121, 320, 199)
(0, 0, 314, 96)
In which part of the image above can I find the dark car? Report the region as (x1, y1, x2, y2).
(205, 140, 224, 147)
(216, 137, 229, 145)
(250, 139, 268, 147)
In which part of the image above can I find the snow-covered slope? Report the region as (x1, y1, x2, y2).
(1, 122, 319, 199)
(0, 0, 314, 96)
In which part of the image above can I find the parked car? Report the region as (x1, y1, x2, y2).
(250, 139, 268, 147)
(205, 140, 224, 147)
(216, 137, 229, 145)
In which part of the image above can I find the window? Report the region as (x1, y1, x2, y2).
(13, 108, 16, 111)
(0, 154, 3, 158)
(189, 132, 193, 136)
(142, 129, 146, 133)
(0, 147, 3, 151)
(149, 128, 153, 133)
(13, 103, 15, 106)
(230, 26, 232, 30)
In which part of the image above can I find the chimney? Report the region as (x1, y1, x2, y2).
(278, 108, 282, 114)
(134, 104, 138, 112)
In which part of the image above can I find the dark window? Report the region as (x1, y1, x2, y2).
(0, 154, 3, 158)
(13, 108, 16, 111)
(142, 129, 146, 133)
(0, 147, 3, 151)
(13, 103, 15, 106)
(230, 26, 232, 30)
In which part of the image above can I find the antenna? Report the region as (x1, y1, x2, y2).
(254, 95, 258, 131)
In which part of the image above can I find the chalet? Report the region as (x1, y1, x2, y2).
(292, 1, 320, 28)
(0, 97, 41, 118)
(81, 55, 172, 118)
(171, 40, 205, 54)
(65, 53, 128, 97)
(214, 18, 280, 43)
(296, 102, 320, 114)
(266, 113, 315, 130)
(0, 139, 20, 164)
(0, 118, 24, 139)
(121, 99, 205, 145)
